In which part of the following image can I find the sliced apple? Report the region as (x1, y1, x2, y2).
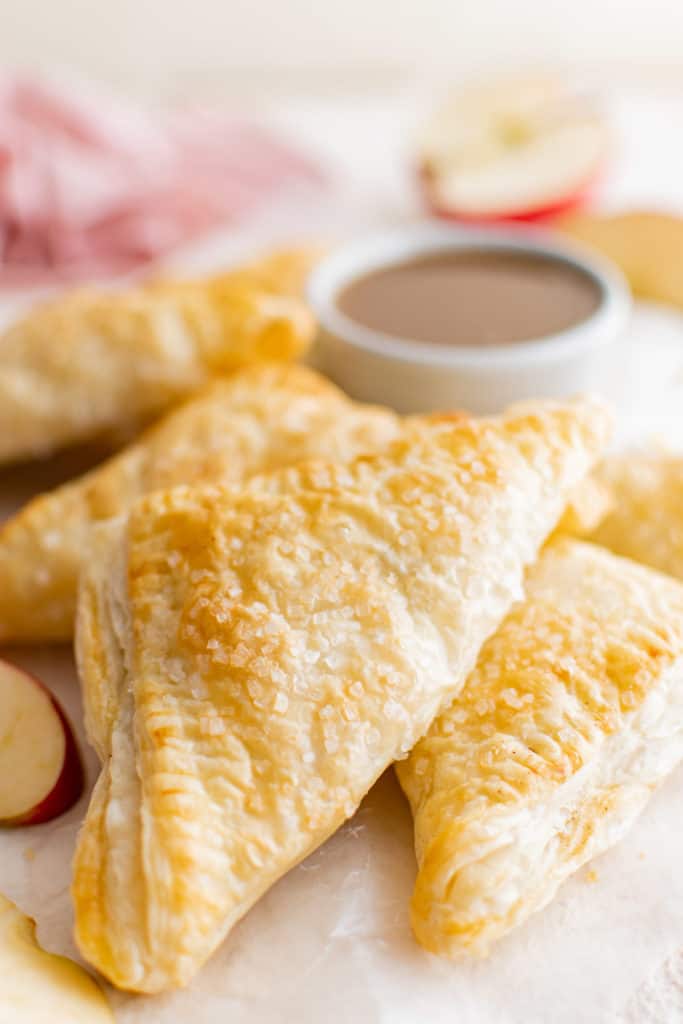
(0, 894, 112, 1022)
(0, 659, 83, 827)
(418, 73, 608, 222)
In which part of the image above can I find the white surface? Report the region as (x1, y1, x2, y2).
(1, 88, 683, 1022)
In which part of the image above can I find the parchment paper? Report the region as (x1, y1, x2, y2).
(1, 305, 683, 1024)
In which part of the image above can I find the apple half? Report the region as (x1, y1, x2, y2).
(418, 73, 608, 222)
(0, 894, 112, 1022)
(0, 659, 83, 827)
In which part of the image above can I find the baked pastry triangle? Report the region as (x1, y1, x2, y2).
(0, 249, 316, 465)
(397, 537, 683, 958)
(583, 450, 683, 580)
(78, 407, 607, 765)
(72, 396, 611, 992)
(0, 364, 400, 642)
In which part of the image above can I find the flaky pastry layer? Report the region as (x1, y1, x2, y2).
(0, 363, 400, 641)
(72, 396, 611, 992)
(584, 450, 683, 581)
(397, 538, 683, 957)
(0, 249, 316, 465)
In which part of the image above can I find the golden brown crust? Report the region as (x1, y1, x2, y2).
(0, 249, 316, 465)
(206, 246, 323, 298)
(397, 538, 683, 958)
(0, 363, 401, 642)
(72, 396, 611, 992)
(148, 246, 322, 300)
(583, 450, 683, 580)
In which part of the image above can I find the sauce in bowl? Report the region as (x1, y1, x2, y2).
(337, 249, 602, 348)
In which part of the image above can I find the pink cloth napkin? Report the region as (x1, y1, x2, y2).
(0, 77, 324, 285)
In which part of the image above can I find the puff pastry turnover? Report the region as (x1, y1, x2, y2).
(584, 450, 683, 580)
(72, 396, 611, 992)
(0, 249, 316, 465)
(397, 537, 683, 958)
(0, 363, 401, 642)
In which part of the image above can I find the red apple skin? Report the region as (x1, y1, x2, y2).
(417, 162, 603, 225)
(0, 667, 84, 829)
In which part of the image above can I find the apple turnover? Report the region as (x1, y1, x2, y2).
(584, 450, 683, 581)
(0, 364, 401, 642)
(0, 249, 316, 465)
(72, 396, 611, 992)
(397, 537, 683, 958)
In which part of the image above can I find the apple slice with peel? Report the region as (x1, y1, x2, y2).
(418, 73, 608, 221)
(0, 894, 112, 1022)
(0, 659, 83, 826)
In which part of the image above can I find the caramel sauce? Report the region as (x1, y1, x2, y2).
(337, 249, 601, 347)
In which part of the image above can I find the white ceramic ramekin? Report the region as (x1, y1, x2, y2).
(307, 223, 630, 414)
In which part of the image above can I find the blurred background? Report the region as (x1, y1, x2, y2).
(1, 0, 683, 298)
(3, 0, 683, 101)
